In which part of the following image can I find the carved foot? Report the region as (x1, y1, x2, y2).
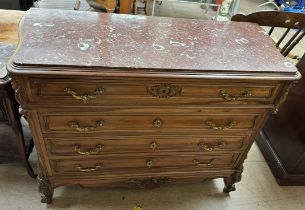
(223, 164, 244, 193)
(38, 174, 53, 204)
(223, 178, 236, 193)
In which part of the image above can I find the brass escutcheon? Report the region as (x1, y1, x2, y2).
(149, 141, 158, 150)
(153, 118, 162, 128)
(146, 159, 154, 168)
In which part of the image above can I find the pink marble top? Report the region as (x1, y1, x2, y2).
(12, 8, 297, 74)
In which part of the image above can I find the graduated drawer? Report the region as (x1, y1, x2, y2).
(40, 112, 261, 134)
(51, 153, 239, 175)
(46, 135, 248, 156)
(29, 78, 280, 106)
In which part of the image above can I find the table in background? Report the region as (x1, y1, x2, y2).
(0, 42, 35, 177)
(0, 10, 35, 177)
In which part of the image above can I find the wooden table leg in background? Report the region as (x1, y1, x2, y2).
(120, 0, 133, 14)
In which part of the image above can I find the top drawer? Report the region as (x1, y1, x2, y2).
(28, 78, 280, 106)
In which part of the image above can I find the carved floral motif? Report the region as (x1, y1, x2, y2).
(38, 173, 53, 204)
(147, 84, 182, 98)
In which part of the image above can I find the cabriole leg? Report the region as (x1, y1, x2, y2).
(38, 173, 53, 204)
(223, 164, 244, 193)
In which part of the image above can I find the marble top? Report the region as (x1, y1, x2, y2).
(12, 8, 297, 74)
(0, 43, 15, 82)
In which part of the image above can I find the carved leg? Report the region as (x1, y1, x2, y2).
(223, 164, 244, 193)
(38, 174, 54, 204)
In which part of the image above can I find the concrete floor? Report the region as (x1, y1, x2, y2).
(2, 144, 305, 210)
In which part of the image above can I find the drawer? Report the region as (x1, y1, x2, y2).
(29, 78, 280, 106)
(51, 153, 239, 175)
(40, 113, 261, 134)
(47, 135, 248, 156)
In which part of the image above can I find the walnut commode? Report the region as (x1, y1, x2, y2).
(8, 8, 300, 204)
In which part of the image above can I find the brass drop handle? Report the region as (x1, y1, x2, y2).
(219, 90, 252, 101)
(206, 121, 237, 130)
(149, 141, 158, 150)
(68, 121, 104, 132)
(146, 159, 154, 168)
(73, 144, 104, 155)
(193, 159, 214, 166)
(153, 118, 162, 128)
(74, 163, 102, 172)
(64, 87, 105, 103)
(198, 141, 226, 151)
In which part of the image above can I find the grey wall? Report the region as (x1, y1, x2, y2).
(0, 0, 22, 10)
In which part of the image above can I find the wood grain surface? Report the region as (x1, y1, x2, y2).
(0, 9, 24, 44)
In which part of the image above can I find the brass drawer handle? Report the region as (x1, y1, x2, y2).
(198, 141, 226, 152)
(153, 118, 162, 128)
(74, 163, 102, 172)
(73, 144, 104, 155)
(64, 87, 105, 103)
(149, 141, 158, 150)
(219, 90, 252, 101)
(68, 121, 104, 132)
(206, 121, 237, 130)
(193, 159, 214, 166)
(146, 159, 154, 168)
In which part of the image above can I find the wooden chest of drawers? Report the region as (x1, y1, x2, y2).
(8, 8, 300, 204)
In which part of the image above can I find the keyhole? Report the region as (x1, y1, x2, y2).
(150, 141, 158, 150)
(161, 88, 169, 94)
(146, 160, 153, 168)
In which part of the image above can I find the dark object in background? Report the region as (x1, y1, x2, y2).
(232, 11, 305, 185)
(257, 55, 305, 185)
(0, 0, 34, 10)
(0, 42, 36, 177)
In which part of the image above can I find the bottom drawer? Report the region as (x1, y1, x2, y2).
(51, 170, 235, 188)
(51, 153, 239, 175)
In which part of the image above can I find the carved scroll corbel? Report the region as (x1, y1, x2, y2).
(10, 76, 30, 119)
(10, 76, 24, 105)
